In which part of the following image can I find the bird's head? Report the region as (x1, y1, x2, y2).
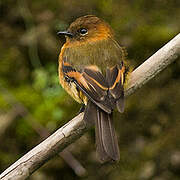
(57, 15, 114, 46)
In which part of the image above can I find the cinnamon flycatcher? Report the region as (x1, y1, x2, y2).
(57, 15, 128, 163)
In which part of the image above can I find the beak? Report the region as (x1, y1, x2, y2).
(57, 31, 73, 38)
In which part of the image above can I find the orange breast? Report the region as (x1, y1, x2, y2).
(58, 45, 88, 105)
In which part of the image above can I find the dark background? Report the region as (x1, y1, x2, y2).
(0, 0, 180, 179)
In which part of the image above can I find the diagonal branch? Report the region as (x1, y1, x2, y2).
(0, 33, 180, 180)
(0, 86, 87, 177)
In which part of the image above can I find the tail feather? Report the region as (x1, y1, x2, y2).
(84, 101, 120, 162)
(83, 100, 97, 126)
(98, 109, 120, 162)
(95, 107, 111, 162)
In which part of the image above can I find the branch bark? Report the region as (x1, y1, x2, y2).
(1, 33, 180, 180)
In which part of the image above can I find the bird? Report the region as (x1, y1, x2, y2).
(57, 15, 129, 163)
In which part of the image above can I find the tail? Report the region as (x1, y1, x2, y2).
(84, 101, 120, 163)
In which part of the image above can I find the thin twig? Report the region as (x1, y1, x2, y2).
(0, 33, 180, 180)
(0, 107, 24, 137)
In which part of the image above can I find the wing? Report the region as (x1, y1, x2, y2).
(62, 57, 125, 113)
(106, 64, 125, 113)
(62, 62, 113, 113)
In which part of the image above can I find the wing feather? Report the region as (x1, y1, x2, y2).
(106, 65, 125, 113)
(62, 62, 125, 113)
(63, 63, 112, 113)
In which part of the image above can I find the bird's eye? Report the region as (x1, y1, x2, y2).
(78, 28, 88, 35)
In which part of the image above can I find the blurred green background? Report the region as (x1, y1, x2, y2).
(0, 0, 180, 179)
